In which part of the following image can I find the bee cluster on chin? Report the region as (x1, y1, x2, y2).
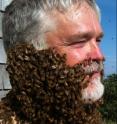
(0, 43, 103, 124)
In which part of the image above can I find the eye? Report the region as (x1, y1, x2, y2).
(69, 41, 87, 48)
(96, 39, 101, 42)
(96, 39, 102, 45)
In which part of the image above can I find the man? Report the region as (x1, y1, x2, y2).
(0, 0, 104, 123)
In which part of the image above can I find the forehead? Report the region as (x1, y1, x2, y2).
(66, 3, 99, 22)
(49, 2, 102, 37)
(50, 2, 98, 21)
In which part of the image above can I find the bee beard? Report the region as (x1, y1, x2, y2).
(6, 43, 104, 123)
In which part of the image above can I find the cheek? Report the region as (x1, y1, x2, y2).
(46, 34, 90, 66)
(60, 47, 88, 66)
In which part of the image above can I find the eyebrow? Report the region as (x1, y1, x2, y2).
(97, 32, 104, 38)
(64, 32, 104, 44)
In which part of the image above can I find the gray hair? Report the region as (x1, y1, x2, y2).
(2, 0, 100, 52)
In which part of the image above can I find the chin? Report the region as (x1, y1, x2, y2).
(81, 75, 104, 103)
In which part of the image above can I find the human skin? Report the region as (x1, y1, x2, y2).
(46, 2, 104, 66)
(45, 2, 104, 102)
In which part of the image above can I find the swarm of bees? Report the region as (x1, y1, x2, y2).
(0, 43, 103, 124)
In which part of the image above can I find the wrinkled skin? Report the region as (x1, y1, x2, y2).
(46, 2, 104, 65)
(46, 2, 104, 103)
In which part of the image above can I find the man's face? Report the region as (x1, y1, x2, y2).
(46, 2, 104, 103)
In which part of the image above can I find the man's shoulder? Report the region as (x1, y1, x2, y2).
(0, 100, 17, 123)
(0, 100, 29, 124)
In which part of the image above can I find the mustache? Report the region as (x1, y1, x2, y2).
(82, 60, 104, 75)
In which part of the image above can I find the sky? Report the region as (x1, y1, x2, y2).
(97, 0, 116, 76)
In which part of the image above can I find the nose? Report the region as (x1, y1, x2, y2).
(87, 40, 104, 60)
